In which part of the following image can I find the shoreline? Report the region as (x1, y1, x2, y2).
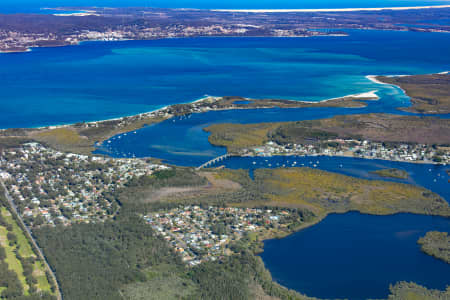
(0, 96, 212, 131)
(367, 74, 409, 97)
(237, 152, 445, 166)
(0, 31, 349, 55)
(212, 5, 450, 13)
(0, 89, 379, 132)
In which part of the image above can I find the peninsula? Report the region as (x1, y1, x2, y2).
(204, 114, 450, 164)
(417, 231, 450, 264)
(0, 92, 378, 155)
(376, 73, 450, 114)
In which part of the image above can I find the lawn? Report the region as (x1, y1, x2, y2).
(0, 206, 53, 294)
(0, 223, 30, 294)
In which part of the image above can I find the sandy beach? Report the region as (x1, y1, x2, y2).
(366, 75, 388, 85)
(299, 90, 379, 104)
(212, 5, 450, 13)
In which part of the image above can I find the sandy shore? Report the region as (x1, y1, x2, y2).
(32, 96, 215, 130)
(366, 75, 388, 85)
(53, 12, 99, 16)
(298, 89, 379, 104)
(212, 5, 450, 13)
(0, 89, 379, 132)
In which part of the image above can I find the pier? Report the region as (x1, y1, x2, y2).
(196, 154, 231, 170)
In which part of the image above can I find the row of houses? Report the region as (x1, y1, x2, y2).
(242, 140, 450, 164)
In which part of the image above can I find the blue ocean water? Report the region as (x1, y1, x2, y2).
(2, 30, 450, 129)
(219, 156, 450, 299)
(0, 0, 449, 13)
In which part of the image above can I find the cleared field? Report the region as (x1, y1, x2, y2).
(0, 211, 30, 294)
(0, 206, 53, 295)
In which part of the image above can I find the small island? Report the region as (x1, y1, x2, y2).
(417, 231, 450, 264)
(370, 168, 409, 179)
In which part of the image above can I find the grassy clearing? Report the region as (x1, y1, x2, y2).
(0, 206, 53, 294)
(34, 260, 52, 291)
(0, 220, 30, 294)
(35, 128, 85, 145)
(1, 208, 35, 258)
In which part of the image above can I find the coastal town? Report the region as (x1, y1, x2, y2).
(0, 24, 268, 52)
(144, 205, 305, 266)
(1, 6, 450, 53)
(239, 140, 450, 164)
(0, 142, 169, 227)
(0, 7, 340, 53)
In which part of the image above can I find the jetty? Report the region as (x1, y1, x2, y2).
(196, 154, 231, 170)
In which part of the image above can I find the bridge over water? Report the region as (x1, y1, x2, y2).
(196, 154, 231, 170)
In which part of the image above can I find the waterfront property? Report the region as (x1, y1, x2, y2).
(241, 139, 450, 164)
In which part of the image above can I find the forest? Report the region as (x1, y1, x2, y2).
(3, 163, 449, 299)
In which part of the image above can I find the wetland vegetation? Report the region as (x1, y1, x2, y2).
(205, 114, 450, 152)
(370, 168, 409, 179)
(417, 231, 450, 264)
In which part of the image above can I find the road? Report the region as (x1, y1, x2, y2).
(0, 180, 62, 300)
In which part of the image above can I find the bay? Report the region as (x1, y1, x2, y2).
(2, 30, 450, 129)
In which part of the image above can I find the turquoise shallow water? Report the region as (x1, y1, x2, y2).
(1, 30, 450, 129)
(2, 27, 450, 299)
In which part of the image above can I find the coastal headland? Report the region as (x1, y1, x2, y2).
(375, 73, 450, 114)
